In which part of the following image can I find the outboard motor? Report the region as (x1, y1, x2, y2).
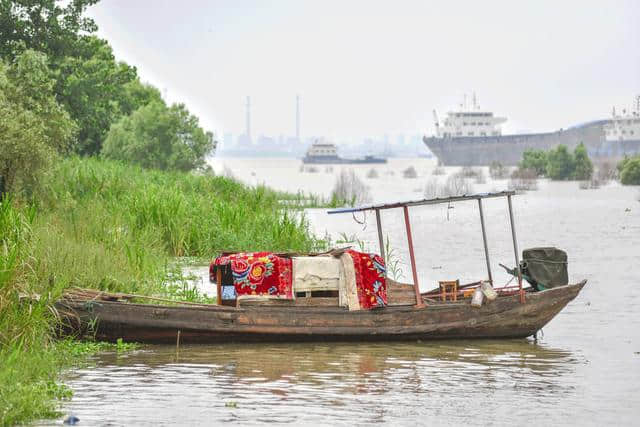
(520, 247, 568, 291)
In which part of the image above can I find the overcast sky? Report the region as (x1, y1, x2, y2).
(88, 0, 639, 141)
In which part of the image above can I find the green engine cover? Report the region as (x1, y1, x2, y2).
(521, 247, 568, 290)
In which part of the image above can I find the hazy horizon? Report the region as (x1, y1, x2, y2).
(88, 0, 640, 143)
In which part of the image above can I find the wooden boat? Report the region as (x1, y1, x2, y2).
(57, 281, 585, 343)
(56, 191, 587, 344)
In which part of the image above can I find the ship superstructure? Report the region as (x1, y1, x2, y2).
(435, 95, 506, 139)
(604, 96, 640, 142)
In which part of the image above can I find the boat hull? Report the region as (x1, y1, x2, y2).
(56, 281, 586, 344)
(302, 156, 387, 164)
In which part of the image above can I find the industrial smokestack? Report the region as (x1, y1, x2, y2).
(296, 94, 300, 142)
(245, 96, 251, 141)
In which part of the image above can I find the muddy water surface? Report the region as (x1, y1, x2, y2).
(46, 158, 640, 426)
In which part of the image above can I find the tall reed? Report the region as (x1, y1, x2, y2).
(1, 157, 327, 424)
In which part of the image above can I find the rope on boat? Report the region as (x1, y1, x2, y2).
(351, 210, 367, 228)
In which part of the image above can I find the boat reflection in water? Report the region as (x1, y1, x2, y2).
(55, 340, 581, 425)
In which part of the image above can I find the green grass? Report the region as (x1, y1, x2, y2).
(0, 157, 326, 425)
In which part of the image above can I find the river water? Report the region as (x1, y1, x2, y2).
(47, 158, 639, 426)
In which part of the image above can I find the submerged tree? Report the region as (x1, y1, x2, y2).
(330, 169, 371, 206)
(572, 142, 593, 180)
(619, 156, 640, 185)
(519, 149, 548, 176)
(102, 101, 216, 171)
(546, 145, 574, 180)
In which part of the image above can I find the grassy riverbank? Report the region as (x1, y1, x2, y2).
(0, 157, 323, 424)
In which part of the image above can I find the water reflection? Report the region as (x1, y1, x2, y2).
(49, 340, 581, 426)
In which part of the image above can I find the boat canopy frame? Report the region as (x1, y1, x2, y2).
(327, 191, 524, 307)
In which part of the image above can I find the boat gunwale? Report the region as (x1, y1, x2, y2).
(58, 280, 586, 315)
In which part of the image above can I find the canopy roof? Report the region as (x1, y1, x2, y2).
(327, 191, 516, 214)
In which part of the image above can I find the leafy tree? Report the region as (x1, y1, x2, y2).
(519, 149, 547, 176)
(0, 50, 76, 196)
(572, 142, 593, 180)
(119, 80, 163, 116)
(619, 156, 640, 185)
(55, 36, 138, 155)
(102, 101, 216, 171)
(617, 155, 633, 175)
(546, 145, 574, 180)
(0, 0, 98, 61)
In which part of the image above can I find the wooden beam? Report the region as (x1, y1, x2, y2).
(403, 206, 424, 307)
(375, 208, 385, 264)
(507, 195, 525, 303)
(477, 198, 493, 285)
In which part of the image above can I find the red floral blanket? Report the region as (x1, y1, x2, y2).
(212, 252, 293, 299)
(347, 250, 387, 309)
(211, 250, 386, 309)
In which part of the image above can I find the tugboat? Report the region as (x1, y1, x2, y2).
(302, 140, 387, 164)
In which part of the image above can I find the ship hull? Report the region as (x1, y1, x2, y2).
(302, 156, 387, 164)
(424, 121, 640, 166)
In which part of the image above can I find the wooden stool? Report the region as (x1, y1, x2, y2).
(439, 280, 459, 301)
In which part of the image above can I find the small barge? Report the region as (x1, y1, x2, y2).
(302, 141, 387, 164)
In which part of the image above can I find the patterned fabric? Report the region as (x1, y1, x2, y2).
(213, 252, 293, 299)
(211, 250, 386, 309)
(346, 250, 387, 309)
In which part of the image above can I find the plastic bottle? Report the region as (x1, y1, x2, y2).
(471, 288, 484, 307)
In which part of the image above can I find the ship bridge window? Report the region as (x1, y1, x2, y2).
(480, 131, 487, 136)
(468, 132, 474, 136)
(463, 122, 468, 126)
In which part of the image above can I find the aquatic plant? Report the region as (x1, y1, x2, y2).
(489, 161, 508, 179)
(330, 169, 371, 206)
(0, 157, 326, 424)
(508, 168, 539, 191)
(403, 166, 418, 179)
(384, 237, 405, 282)
(424, 173, 475, 198)
(442, 173, 474, 196)
(431, 166, 445, 176)
(366, 168, 379, 179)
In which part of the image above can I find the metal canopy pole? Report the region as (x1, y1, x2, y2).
(403, 206, 424, 307)
(375, 209, 385, 264)
(477, 199, 493, 285)
(507, 195, 525, 303)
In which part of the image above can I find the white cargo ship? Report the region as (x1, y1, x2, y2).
(424, 95, 640, 166)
